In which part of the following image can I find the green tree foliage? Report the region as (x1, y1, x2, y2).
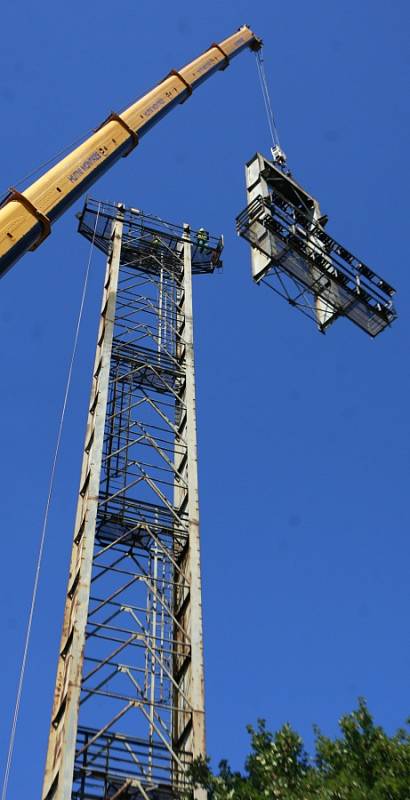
(190, 700, 409, 800)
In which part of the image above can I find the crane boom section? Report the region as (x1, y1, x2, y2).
(0, 26, 260, 279)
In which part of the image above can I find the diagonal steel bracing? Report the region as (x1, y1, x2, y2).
(42, 202, 222, 800)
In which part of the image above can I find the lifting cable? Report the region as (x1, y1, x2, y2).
(255, 48, 283, 153)
(0, 127, 94, 206)
(0, 204, 102, 800)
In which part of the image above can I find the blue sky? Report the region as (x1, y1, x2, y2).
(0, 1, 409, 796)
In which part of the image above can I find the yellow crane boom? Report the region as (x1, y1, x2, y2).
(0, 25, 261, 279)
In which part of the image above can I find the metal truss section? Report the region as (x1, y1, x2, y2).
(77, 199, 223, 276)
(237, 153, 397, 337)
(42, 201, 221, 800)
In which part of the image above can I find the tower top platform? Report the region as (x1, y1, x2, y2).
(78, 197, 223, 275)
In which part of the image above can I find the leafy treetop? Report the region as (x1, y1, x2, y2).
(190, 699, 410, 800)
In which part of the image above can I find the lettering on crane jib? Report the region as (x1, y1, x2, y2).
(140, 97, 166, 120)
(67, 149, 105, 184)
(195, 57, 217, 76)
(68, 95, 166, 186)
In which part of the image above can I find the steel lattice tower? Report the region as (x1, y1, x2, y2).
(42, 200, 223, 800)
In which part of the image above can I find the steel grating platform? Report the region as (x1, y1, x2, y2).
(78, 198, 223, 276)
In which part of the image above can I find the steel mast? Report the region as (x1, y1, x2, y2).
(42, 200, 222, 800)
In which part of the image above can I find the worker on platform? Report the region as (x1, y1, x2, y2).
(196, 227, 209, 252)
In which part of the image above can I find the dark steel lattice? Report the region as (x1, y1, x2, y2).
(237, 154, 397, 336)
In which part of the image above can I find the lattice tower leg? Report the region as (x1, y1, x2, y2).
(42, 212, 124, 800)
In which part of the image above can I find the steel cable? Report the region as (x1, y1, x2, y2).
(0, 203, 101, 800)
(0, 127, 94, 206)
(255, 49, 282, 150)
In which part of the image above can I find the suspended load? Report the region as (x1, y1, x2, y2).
(236, 152, 396, 336)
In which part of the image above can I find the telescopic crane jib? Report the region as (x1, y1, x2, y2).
(0, 25, 261, 279)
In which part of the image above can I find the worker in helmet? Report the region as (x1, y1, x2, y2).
(196, 227, 209, 252)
